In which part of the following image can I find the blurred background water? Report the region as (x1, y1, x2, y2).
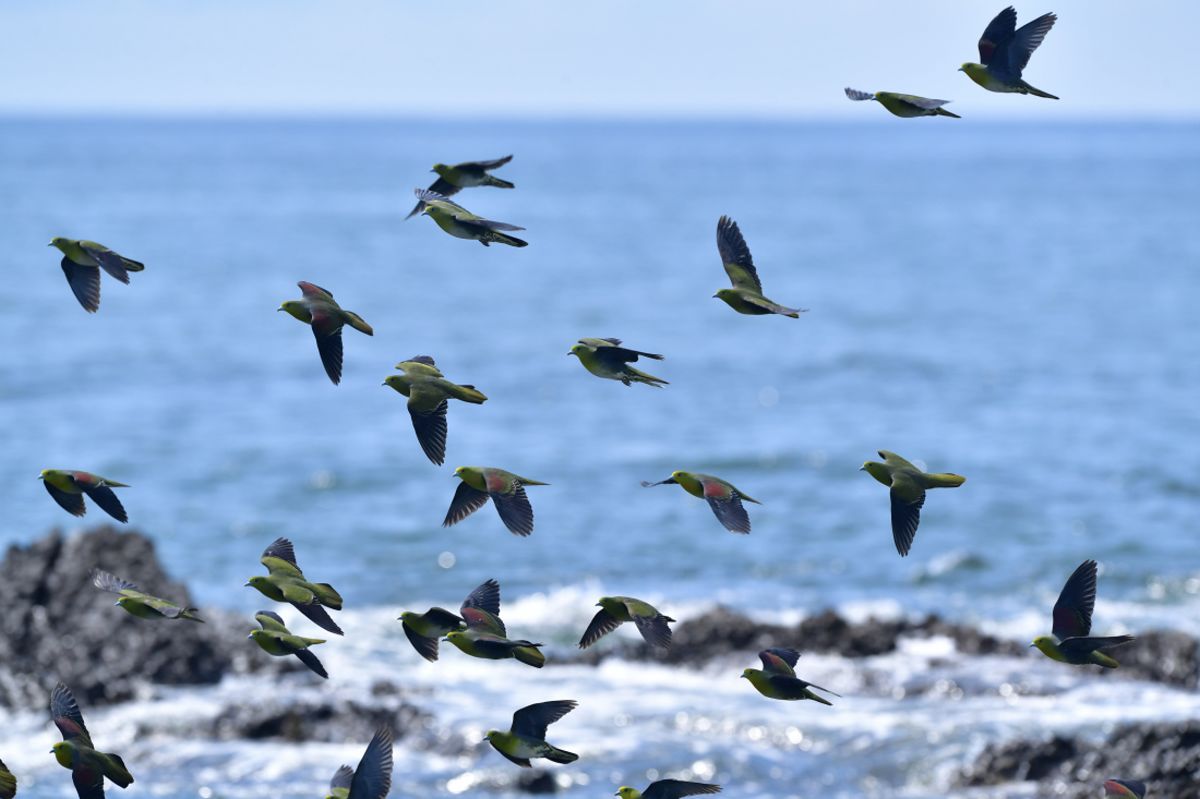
(0, 118, 1197, 797)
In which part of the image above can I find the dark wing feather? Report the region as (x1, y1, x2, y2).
(631, 612, 674, 649)
(978, 5, 1017, 65)
(643, 780, 723, 799)
(406, 177, 462, 219)
(422, 607, 465, 627)
(716, 215, 762, 293)
(578, 607, 622, 649)
(462, 579, 501, 616)
(1003, 12, 1057, 77)
(292, 601, 344, 636)
(60, 258, 101, 312)
(294, 647, 329, 678)
(1052, 559, 1097, 639)
(79, 243, 133, 283)
(491, 485, 534, 537)
(461, 607, 507, 636)
(92, 569, 138, 594)
(44, 480, 86, 517)
(298, 281, 334, 299)
(330, 764, 354, 791)
(402, 620, 441, 662)
(348, 726, 393, 799)
(706, 496, 751, 534)
(72, 767, 107, 799)
(408, 399, 448, 466)
(760, 647, 800, 673)
(511, 700, 577, 739)
(311, 324, 344, 385)
(467, 154, 513, 170)
(443, 481, 489, 527)
(889, 488, 924, 557)
(82, 485, 127, 523)
(263, 537, 298, 567)
(51, 683, 92, 747)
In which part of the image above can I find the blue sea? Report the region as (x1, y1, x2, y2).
(0, 118, 1197, 798)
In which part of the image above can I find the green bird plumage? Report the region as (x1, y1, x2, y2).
(485, 700, 579, 767)
(406, 155, 515, 219)
(1104, 779, 1147, 798)
(325, 726, 393, 799)
(91, 569, 203, 622)
(0, 757, 15, 799)
(246, 537, 344, 635)
(741, 648, 840, 705)
(442, 581, 545, 668)
(568, 338, 668, 387)
(713, 216, 805, 318)
(615, 780, 721, 799)
(1031, 559, 1135, 668)
(385, 355, 488, 466)
(960, 7, 1059, 99)
(642, 471, 761, 534)
(279, 281, 374, 385)
(444, 466, 548, 537)
(49, 682, 134, 799)
(39, 470, 130, 523)
(579, 596, 675, 649)
(414, 189, 528, 247)
(398, 578, 500, 662)
(860, 450, 965, 557)
(48, 237, 144, 313)
(844, 88, 960, 118)
(249, 609, 329, 678)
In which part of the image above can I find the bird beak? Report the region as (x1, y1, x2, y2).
(957, 67, 964, 72)
(1028, 642, 1036, 647)
(246, 633, 254, 639)
(858, 465, 865, 471)
(711, 293, 718, 299)
(739, 673, 747, 679)
(114, 601, 121, 606)
(243, 581, 251, 587)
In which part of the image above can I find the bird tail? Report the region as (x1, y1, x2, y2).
(312, 582, 343, 609)
(447, 383, 488, 404)
(805, 690, 834, 707)
(484, 176, 515, 189)
(489, 231, 528, 248)
(295, 648, 329, 678)
(1020, 81, 1059, 99)
(923, 473, 966, 488)
(182, 607, 205, 623)
(513, 645, 546, 668)
(627, 367, 669, 387)
(936, 108, 961, 119)
(104, 753, 135, 787)
(343, 311, 374, 336)
(120, 256, 145, 272)
(544, 746, 578, 764)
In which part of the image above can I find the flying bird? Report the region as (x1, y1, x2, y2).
(48, 237, 144, 313)
(444, 586, 545, 668)
(1032, 559, 1135, 668)
(485, 700, 579, 767)
(39, 470, 129, 523)
(443, 467, 548, 537)
(91, 569, 203, 622)
(0, 758, 14, 799)
(960, 6, 1059, 98)
(1104, 780, 1147, 798)
(860, 451, 965, 557)
(384, 356, 488, 465)
(246, 537, 344, 635)
(279, 281, 374, 385)
(49, 682, 134, 799)
(568, 338, 668, 387)
(414, 189, 527, 247)
(741, 648, 840, 705)
(325, 727, 394, 799)
(713, 216, 805, 318)
(398, 578, 500, 662)
(615, 780, 721, 799)
(406, 155, 515, 219)
(579, 596, 675, 650)
(642, 471, 761, 534)
(844, 88, 960, 118)
(248, 610, 329, 678)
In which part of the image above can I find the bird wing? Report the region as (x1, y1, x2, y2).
(630, 607, 674, 649)
(261, 538, 303, 576)
(879, 450, 919, 470)
(494, 747, 532, 768)
(330, 764, 354, 791)
(443, 481, 489, 527)
(71, 766, 107, 799)
(578, 607, 622, 649)
(643, 780, 723, 799)
(298, 280, 335, 300)
(1001, 12, 1057, 77)
(736, 292, 804, 317)
(461, 606, 507, 636)
(977, 5, 1017, 65)
(81, 484, 128, 523)
(405, 178, 461, 219)
(1052, 559, 1097, 639)
(78, 242, 132, 283)
(132, 592, 185, 617)
(348, 726, 393, 799)
(294, 647, 329, 678)
(407, 391, 449, 466)
(490, 484, 535, 537)
(59, 257, 101, 312)
(891, 94, 952, 110)
(402, 620, 442, 662)
(1060, 634, 1134, 655)
(462, 578, 502, 617)
(511, 699, 577, 739)
(888, 474, 925, 557)
(1104, 780, 1146, 798)
(463, 154, 513, 171)
(716, 216, 762, 293)
(292, 600, 344, 635)
(759, 648, 800, 675)
(706, 495, 751, 534)
(51, 683, 93, 748)
(255, 610, 290, 632)
(588, 339, 663, 367)
(310, 314, 345, 385)
(44, 479, 87, 516)
(413, 188, 476, 218)
(844, 87, 876, 102)
(91, 569, 139, 595)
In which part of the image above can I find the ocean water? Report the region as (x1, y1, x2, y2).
(0, 117, 1197, 797)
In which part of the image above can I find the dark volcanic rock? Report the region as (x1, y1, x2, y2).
(1116, 631, 1199, 689)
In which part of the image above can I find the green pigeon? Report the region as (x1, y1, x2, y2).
(741, 648, 840, 705)
(860, 450, 965, 557)
(246, 537, 344, 635)
(279, 281, 374, 385)
(714, 216, 804, 318)
(39, 470, 129, 523)
(485, 700, 579, 767)
(49, 682, 134, 799)
(579, 596, 675, 649)
(568, 338, 668, 387)
(398, 578, 500, 662)
(1104, 780, 1147, 798)
(91, 569, 203, 623)
(641, 471, 761, 534)
(960, 7, 1058, 99)
(413, 189, 527, 247)
(0, 758, 14, 799)
(249, 610, 328, 678)
(1031, 560, 1135, 668)
(444, 467, 548, 537)
(324, 726, 394, 799)
(444, 584, 545, 668)
(48, 237, 144, 313)
(406, 155, 515, 219)
(844, 88, 960, 118)
(615, 780, 721, 799)
(384, 355, 488, 466)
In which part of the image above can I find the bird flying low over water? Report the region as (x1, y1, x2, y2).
(325, 726, 394, 799)
(741, 648, 841, 705)
(398, 578, 500, 662)
(844, 88, 960, 118)
(568, 338, 668, 387)
(860, 451, 965, 557)
(961, 6, 1058, 98)
(1104, 779, 1147, 798)
(248, 610, 329, 678)
(444, 581, 545, 668)
(39, 470, 130, 523)
(714, 216, 805, 318)
(642, 471, 761, 534)
(246, 537, 344, 635)
(414, 189, 528, 247)
(384, 356, 488, 466)
(406, 155, 515, 219)
(444, 467, 547, 537)
(0, 758, 14, 799)
(91, 569, 203, 622)
(49, 237, 144, 313)
(1032, 559, 1135, 668)
(49, 682, 134, 799)
(279, 281, 373, 385)
(486, 700, 579, 767)
(615, 780, 721, 799)
(579, 596, 675, 650)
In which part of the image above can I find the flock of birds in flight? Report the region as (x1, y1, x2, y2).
(2, 7, 1151, 799)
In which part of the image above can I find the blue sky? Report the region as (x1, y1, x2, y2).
(0, 1, 1193, 118)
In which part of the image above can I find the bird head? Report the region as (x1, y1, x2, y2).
(453, 466, 468, 479)
(669, 470, 688, 482)
(713, 288, 738, 302)
(247, 629, 265, 642)
(431, 163, 450, 176)
(483, 729, 501, 743)
(616, 788, 642, 799)
(740, 668, 755, 680)
(444, 630, 465, 644)
(245, 576, 271, 593)
(382, 375, 406, 393)
(51, 741, 75, 767)
(1030, 635, 1057, 655)
(278, 300, 308, 322)
(568, 344, 586, 358)
(959, 63, 985, 79)
(48, 236, 68, 251)
(860, 461, 890, 483)
(37, 469, 51, 480)
(398, 610, 416, 623)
